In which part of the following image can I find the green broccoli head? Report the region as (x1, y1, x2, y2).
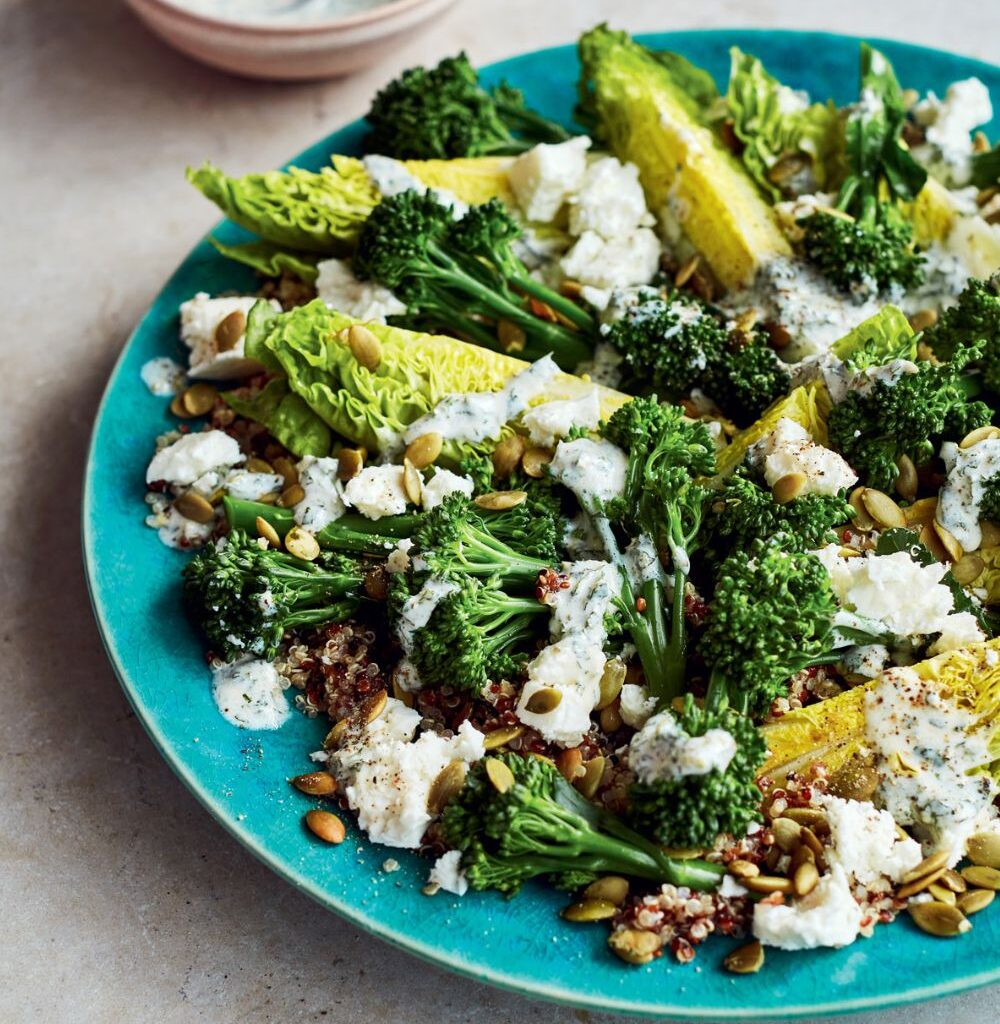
(182, 530, 363, 662)
(628, 694, 767, 848)
(702, 327, 791, 426)
(923, 274, 1000, 393)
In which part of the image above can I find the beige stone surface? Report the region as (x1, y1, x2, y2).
(2, 0, 999, 1020)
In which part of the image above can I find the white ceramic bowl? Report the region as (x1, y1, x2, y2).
(126, 0, 459, 80)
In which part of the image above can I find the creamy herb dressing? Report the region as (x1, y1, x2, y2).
(393, 577, 459, 693)
(629, 711, 737, 784)
(748, 417, 857, 496)
(140, 357, 186, 396)
(548, 437, 627, 514)
(362, 155, 467, 215)
(211, 659, 290, 730)
(936, 437, 1000, 551)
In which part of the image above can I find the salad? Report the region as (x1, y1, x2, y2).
(139, 26, 1000, 973)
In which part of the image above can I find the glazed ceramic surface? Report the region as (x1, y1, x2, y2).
(83, 30, 1000, 1018)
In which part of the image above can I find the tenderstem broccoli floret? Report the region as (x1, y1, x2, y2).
(922, 274, 1000, 394)
(440, 752, 725, 895)
(365, 53, 570, 159)
(182, 529, 363, 661)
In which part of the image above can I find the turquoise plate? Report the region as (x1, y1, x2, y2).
(83, 30, 1000, 1019)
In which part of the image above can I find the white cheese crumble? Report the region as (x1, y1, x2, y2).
(294, 456, 346, 531)
(936, 437, 1000, 552)
(427, 849, 469, 896)
(619, 683, 657, 730)
(629, 711, 737, 784)
(385, 538, 414, 574)
(839, 643, 891, 679)
(567, 156, 655, 240)
(147, 503, 216, 549)
(913, 78, 994, 187)
(315, 257, 406, 322)
(819, 794, 923, 885)
(791, 353, 919, 405)
(752, 865, 862, 950)
(140, 357, 186, 396)
(179, 292, 279, 379)
(211, 659, 290, 730)
(520, 386, 601, 449)
(748, 417, 857, 496)
(865, 666, 998, 866)
(224, 470, 283, 502)
(559, 228, 662, 292)
(393, 577, 459, 693)
(362, 154, 467, 215)
(402, 355, 560, 445)
(548, 437, 628, 514)
(146, 430, 243, 486)
(575, 340, 625, 388)
(343, 465, 411, 520)
(420, 469, 475, 511)
(506, 136, 591, 222)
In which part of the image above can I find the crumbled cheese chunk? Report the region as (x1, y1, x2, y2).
(506, 136, 591, 222)
(363, 154, 467, 215)
(819, 795, 923, 885)
(544, 561, 621, 640)
(147, 503, 216, 549)
(224, 470, 283, 502)
(211, 659, 290, 730)
(629, 711, 737, 784)
(559, 229, 662, 292)
(315, 257, 407, 322)
(548, 437, 627, 514)
(140, 357, 185, 396)
(180, 292, 278, 379)
(427, 850, 468, 896)
(294, 456, 346, 531)
(839, 644, 891, 679)
(146, 430, 243, 485)
(753, 865, 862, 950)
(913, 78, 993, 187)
(521, 386, 601, 449)
(567, 156, 654, 239)
(619, 683, 657, 730)
(393, 577, 460, 693)
(936, 437, 1000, 552)
(420, 469, 475, 511)
(748, 417, 857, 496)
(343, 465, 411, 519)
(386, 538, 414, 574)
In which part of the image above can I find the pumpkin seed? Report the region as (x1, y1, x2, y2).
(304, 809, 345, 844)
(361, 689, 388, 724)
(826, 752, 880, 802)
(848, 487, 875, 532)
(491, 433, 526, 479)
(485, 757, 515, 794)
(291, 771, 337, 796)
(246, 456, 274, 474)
(897, 866, 947, 899)
(182, 382, 217, 417)
(403, 458, 422, 505)
(727, 859, 760, 880)
(347, 323, 382, 370)
(276, 483, 306, 508)
(336, 448, 364, 481)
(744, 875, 795, 895)
(497, 319, 527, 354)
(271, 455, 298, 487)
(927, 882, 957, 905)
(902, 849, 951, 883)
(908, 309, 938, 334)
(939, 869, 967, 894)
(575, 755, 606, 799)
(556, 747, 584, 783)
(967, 832, 1000, 869)
(522, 446, 553, 479)
(895, 454, 918, 502)
(920, 522, 950, 562)
(793, 860, 820, 897)
(952, 554, 985, 584)
(608, 928, 660, 965)
(474, 490, 527, 511)
(391, 673, 415, 708)
(559, 279, 584, 299)
(979, 521, 1000, 548)
(772, 472, 807, 505)
(427, 759, 468, 815)
(799, 828, 828, 872)
(524, 687, 563, 714)
(285, 526, 320, 561)
(862, 488, 906, 529)
(169, 393, 195, 419)
(933, 521, 964, 562)
(772, 817, 802, 852)
(214, 310, 247, 351)
(782, 807, 829, 830)
(790, 845, 816, 873)
(957, 889, 995, 916)
(908, 901, 971, 937)
(723, 940, 764, 975)
(364, 565, 389, 601)
(960, 865, 1000, 890)
(904, 497, 938, 527)
(596, 658, 626, 710)
(174, 491, 215, 523)
(325, 718, 349, 747)
(584, 876, 629, 905)
(255, 515, 281, 548)
(959, 425, 1000, 449)
(599, 702, 623, 734)
(562, 898, 618, 922)
(482, 724, 524, 750)
(405, 432, 442, 470)
(674, 254, 700, 288)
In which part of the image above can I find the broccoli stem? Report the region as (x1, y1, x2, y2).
(508, 274, 596, 333)
(491, 97, 572, 146)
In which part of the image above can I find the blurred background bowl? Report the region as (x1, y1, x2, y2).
(125, 0, 459, 80)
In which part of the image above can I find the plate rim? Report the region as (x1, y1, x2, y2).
(82, 27, 1000, 1019)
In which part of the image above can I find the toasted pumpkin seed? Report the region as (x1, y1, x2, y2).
(933, 521, 963, 562)
(895, 454, 918, 502)
(491, 433, 526, 479)
(325, 718, 349, 747)
(522, 446, 553, 479)
(960, 865, 1000, 890)
(608, 928, 660, 965)
(908, 309, 938, 334)
(271, 455, 297, 486)
(903, 850, 951, 884)
(908, 901, 971, 937)
(525, 687, 563, 714)
(979, 521, 1000, 548)
(904, 497, 938, 527)
(361, 689, 388, 724)
(347, 323, 382, 370)
(596, 658, 626, 710)
(246, 456, 274, 474)
(474, 489, 527, 511)
(427, 759, 468, 815)
(391, 673, 415, 708)
(957, 889, 995, 916)
(563, 898, 618, 922)
(790, 845, 816, 873)
(292, 771, 337, 796)
(952, 554, 986, 585)
(285, 526, 320, 561)
(336, 447, 364, 481)
(793, 860, 820, 897)
(575, 756, 606, 799)
(182, 382, 218, 416)
(214, 310, 246, 351)
(727, 859, 761, 880)
(485, 757, 516, 794)
(405, 432, 442, 470)
(959, 425, 1000, 449)
(556, 747, 584, 783)
(674, 254, 700, 288)
(584, 876, 629, 905)
(174, 490, 215, 523)
(772, 817, 802, 852)
(848, 487, 875, 532)
(169, 393, 195, 419)
(559, 278, 584, 298)
(483, 724, 525, 751)
(939, 869, 967, 894)
(402, 458, 422, 505)
(304, 809, 345, 844)
(744, 875, 795, 895)
(497, 319, 527, 354)
(599, 702, 623, 734)
(277, 483, 306, 508)
(255, 515, 281, 548)
(826, 752, 879, 802)
(967, 833, 1000, 869)
(897, 866, 947, 899)
(862, 488, 906, 529)
(920, 522, 950, 562)
(772, 472, 807, 505)
(724, 940, 764, 975)
(928, 882, 957, 905)
(798, 828, 828, 871)
(782, 807, 829, 830)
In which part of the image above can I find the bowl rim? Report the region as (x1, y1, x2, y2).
(135, 0, 449, 35)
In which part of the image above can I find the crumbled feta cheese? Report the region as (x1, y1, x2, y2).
(544, 560, 622, 640)
(427, 850, 468, 896)
(211, 659, 290, 730)
(294, 456, 346, 531)
(520, 386, 601, 448)
(748, 418, 858, 496)
(575, 340, 624, 388)
(506, 136, 591, 222)
(865, 666, 998, 866)
(619, 683, 657, 730)
(913, 78, 993, 187)
(146, 430, 243, 485)
(402, 356, 560, 445)
(791, 353, 918, 405)
(559, 229, 662, 292)
(393, 577, 459, 692)
(548, 437, 627, 514)
(343, 465, 411, 519)
(180, 292, 278, 379)
(147, 503, 216, 549)
(936, 437, 1000, 552)
(363, 154, 467, 215)
(839, 643, 891, 679)
(329, 697, 485, 849)
(567, 156, 654, 239)
(563, 512, 605, 560)
(315, 258, 406, 322)
(629, 711, 737, 784)
(420, 469, 475, 510)
(386, 538, 414, 574)
(140, 357, 185, 396)
(819, 795, 923, 885)
(224, 470, 284, 502)
(753, 866, 862, 950)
